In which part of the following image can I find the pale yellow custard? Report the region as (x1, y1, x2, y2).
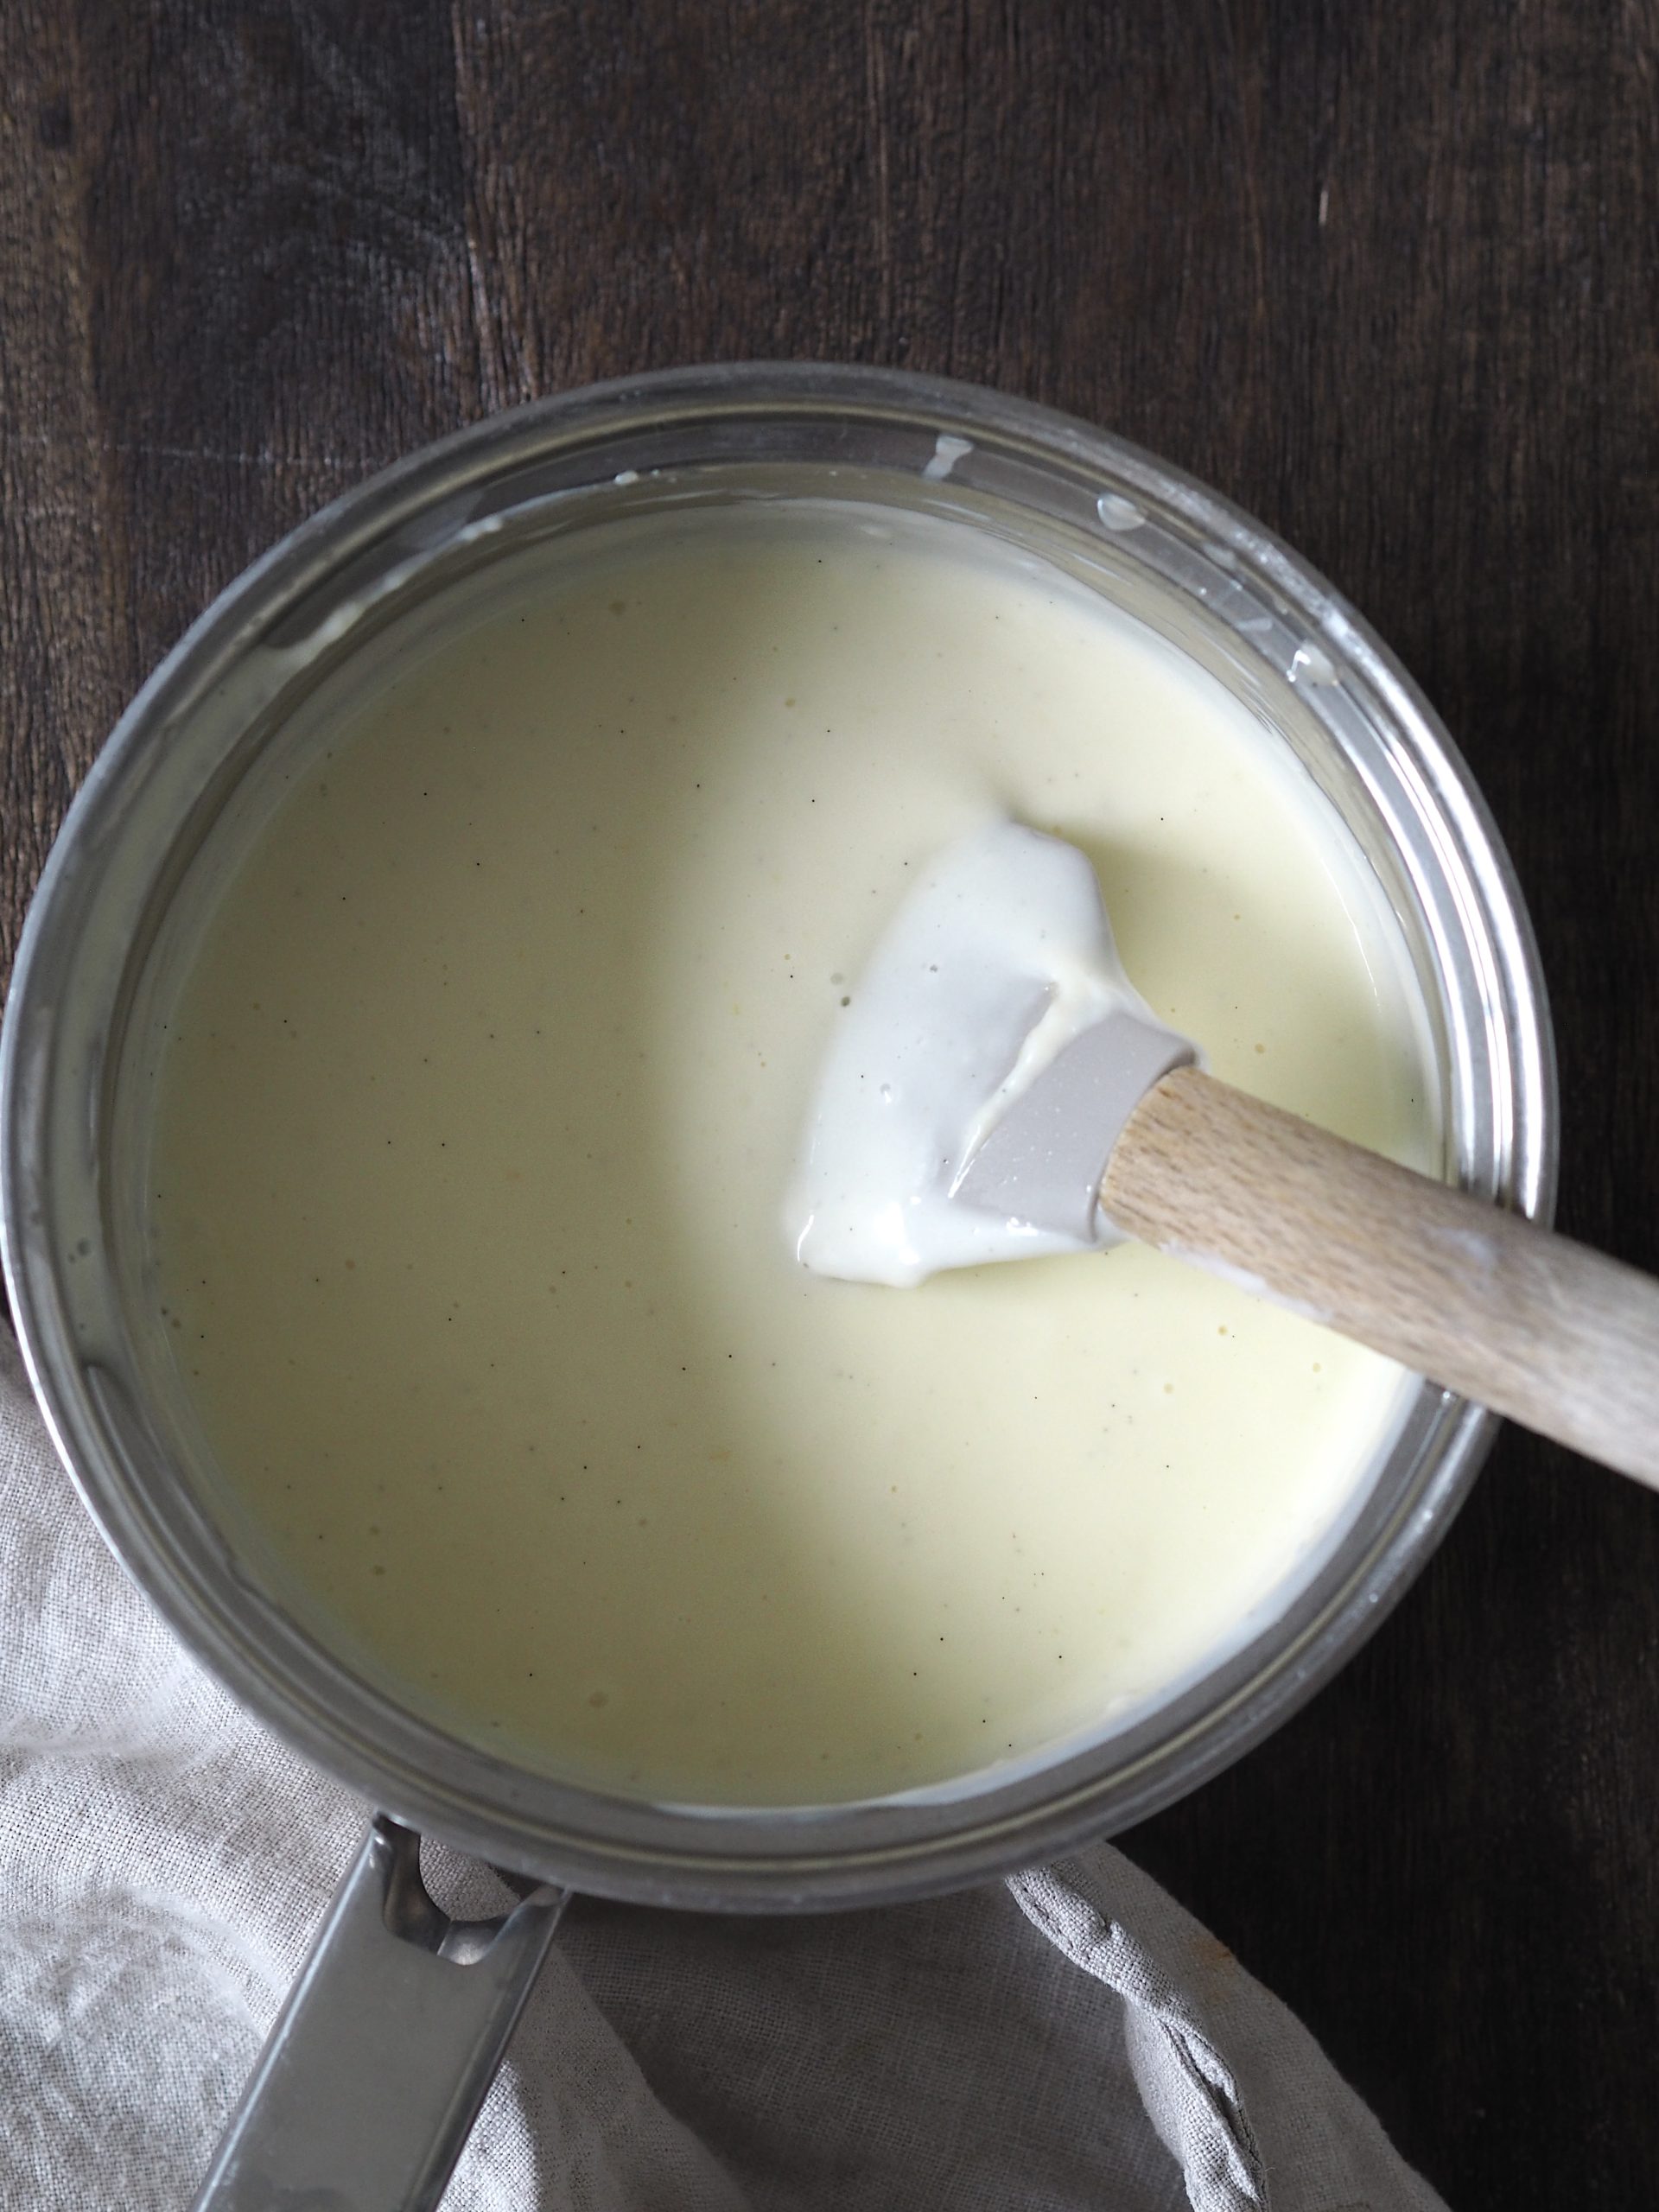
(149, 502, 1435, 1806)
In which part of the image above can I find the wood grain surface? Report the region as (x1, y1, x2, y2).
(4, 3, 1658, 2203)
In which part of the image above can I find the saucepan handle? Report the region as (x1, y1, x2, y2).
(192, 1815, 568, 2212)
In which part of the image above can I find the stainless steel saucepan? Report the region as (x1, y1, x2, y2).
(0, 365, 1554, 2209)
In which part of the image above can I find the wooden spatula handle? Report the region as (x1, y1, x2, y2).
(1101, 1065, 1659, 1486)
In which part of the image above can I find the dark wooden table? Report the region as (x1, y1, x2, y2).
(5, 5, 1657, 2203)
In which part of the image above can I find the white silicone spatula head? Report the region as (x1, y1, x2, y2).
(785, 823, 1192, 1286)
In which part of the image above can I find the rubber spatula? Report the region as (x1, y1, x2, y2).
(789, 823, 1659, 1489)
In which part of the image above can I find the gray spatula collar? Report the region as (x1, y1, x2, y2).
(952, 1010, 1195, 1245)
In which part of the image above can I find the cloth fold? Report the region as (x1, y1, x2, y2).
(0, 1330, 1445, 2211)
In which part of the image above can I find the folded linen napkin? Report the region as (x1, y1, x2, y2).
(0, 1328, 1446, 2211)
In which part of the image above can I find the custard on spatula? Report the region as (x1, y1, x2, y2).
(791, 822, 1659, 1489)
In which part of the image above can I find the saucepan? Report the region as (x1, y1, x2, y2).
(0, 365, 1554, 2208)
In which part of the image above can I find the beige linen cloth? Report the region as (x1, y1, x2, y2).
(0, 1330, 1446, 2211)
